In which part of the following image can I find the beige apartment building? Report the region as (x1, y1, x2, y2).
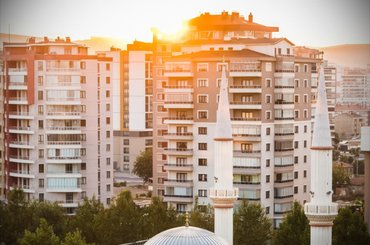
(1, 37, 113, 213)
(151, 11, 321, 226)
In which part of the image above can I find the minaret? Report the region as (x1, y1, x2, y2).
(304, 65, 338, 245)
(210, 65, 238, 245)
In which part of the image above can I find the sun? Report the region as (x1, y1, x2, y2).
(154, 20, 189, 41)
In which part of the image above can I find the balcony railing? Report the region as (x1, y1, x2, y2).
(275, 117, 294, 120)
(8, 112, 32, 117)
(164, 194, 193, 198)
(46, 126, 81, 131)
(165, 179, 193, 183)
(229, 85, 261, 89)
(9, 97, 28, 102)
(164, 148, 193, 153)
(274, 194, 294, 199)
(163, 132, 193, 136)
(9, 170, 33, 175)
(233, 165, 261, 169)
(230, 101, 261, 105)
(231, 117, 261, 121)
(47, 156, 82, 160)
(46, 67, 80, 72)
(9, 126, 33, 131)
(9, 68, 27, 72)
(233, 181, 261, 185)
(164, 163, 193, 167)
(10, 141, 31, 146)
(275, 100, 294, 105)
(47, 141, 81, 145)
(9, 82, 27, 86)
(164, 85, 193, 89)
(274, 179, 294, 183)
(47, 98, 80, 102)
(229, 62, 261, 72)
(234, 150, 261, 154)
(9, 155, 31, 160)
(164, 101, 193, 104)
(163, 117, 193, 121)
(47, 112, 81, 116)
(274, 148, 294, 152)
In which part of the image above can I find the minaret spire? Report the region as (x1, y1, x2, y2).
(305, 65, 337, 245)
(210, 65, 238, 245)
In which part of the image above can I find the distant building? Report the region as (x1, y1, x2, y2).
(0, 51, 5, 198)
(1, 37, 114, 213)
(361, 126, 370, 234)
(334, 112, 365, 139)
(151, 11, 321, 227)
(323, 61, 339, 134)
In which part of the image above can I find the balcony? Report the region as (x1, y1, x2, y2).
(164, 85, 193, 93)
(163, 148, 193, 156)
(164, 63, 193, 77)
(163, 132, 193, 141)
(46, 156, 82, 164)
(163, 163, 193, 172)
(232, 133, 261, 142)
(9, 170, 35, 178)
(46, 67, 80, 73)
(9, 126, 35, 134)
(233, 166, 261, 175)
(233, 150, 261, 157)
(47, 141, 82, 148)
(274, 179, 294, 188)
(8, 112, 34, 120)
(274, 194, 294, 200)
(8, 82, 27, 90)
(164, 101, 194, 109)
(46, 185, 82, 193)
(55, 199, 80, 208)
(230, 101, 262, 110)
(46, 98, 81, 105)
(9, 155, 35, 164)
(163, 117, 193, 124)
(10, 184, 35, 193)
(231, 117, 261, 122)
(46, 111, 81, 119)
(8, 68, 27, 75)
(163, 194, 193, 203)
(45, 82, 81, 90)
(229, 62, 261, 77)
(8, 97, 28, 105)
(274, 117, 294, 121)
(164, 179, 193, 188)
(229, 85, 262, 93)
(46, 171, 82, 178)
(9, 141, 34, 149)
(45, 126, 82, 134)
(233, 181, 260, 190)
(274, 163, 294, 172)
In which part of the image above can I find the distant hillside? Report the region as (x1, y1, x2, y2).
(0, 34, 127, 53)
(320, 44, 370, 68)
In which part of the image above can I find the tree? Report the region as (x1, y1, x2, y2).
(234, 201, 272, 245)
(333, 132, 340, 148)
(62, 230, 92, 245)
(273, 201, 310, 245)
(18, 218, 60, 245)
(333, 164, 351, 190)
(133, 148, 153, 184)
(71, 197, 104, 244)
(189, 197, 214, 231)
(333, 207, 370, 245)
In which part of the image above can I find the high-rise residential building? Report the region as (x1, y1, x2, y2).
(111, 41, 153, 175)
(2, 37, 113, 213)
(340, 67, 370, 108)
(152, 11, 322, 226)
(323, 61, 338, 134)
(0, 51, 5, 198)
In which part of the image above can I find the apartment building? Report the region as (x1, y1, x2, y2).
(111, 41, 153, 175)
(0, 51, 4, 198)
(152, 11, 321, 226)
(340, 67, 370, 108)
(2, 37, 113, 213)
(323, 62, 338, 133)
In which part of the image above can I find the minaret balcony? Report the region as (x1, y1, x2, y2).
(163, 148, 193, 156)
(163, 194, 193, 203)
(163, 117, 194, 124)
(163, 179, 193, 188)
(209, 188, 239, 200)
(229, 85, 262, 93)
(304, 203, 338, 217)
(163, 163, 193, 172)
(230, 101, 262, 110)
(163, 132, 193, 141)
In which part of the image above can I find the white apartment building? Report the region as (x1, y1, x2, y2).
(323, 62, 339, 133)
(340, 67, 370, 108)
(0, 52, 5, 198)
(2, 37, 113, 213)
(152, 12, 321, 226)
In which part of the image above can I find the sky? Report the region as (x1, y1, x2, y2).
(0, 0, 369, 47)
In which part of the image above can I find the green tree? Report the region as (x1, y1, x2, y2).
(333, 165, 351, 190)
(234, 201, 272, 245)
(62, 230, 92, 245)
(333, 207, 370, 245)
(333, 132, 340, 148)
(133, 148, 153, 184)
(273, 201, 309, 245)
(72, 197, 104, 244)
(189, 197, 214, 231)
(18, 218, 60, 245)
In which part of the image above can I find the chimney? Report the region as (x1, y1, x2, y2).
(28, 37, 35, 44)
(44, 36, 49, 43)
(248, 12, 253, 22)
(66, 37, 71, 43)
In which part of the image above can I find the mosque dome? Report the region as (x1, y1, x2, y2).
(144, 226, 228, 245)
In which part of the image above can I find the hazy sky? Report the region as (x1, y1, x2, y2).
(0, 0, 369, 47)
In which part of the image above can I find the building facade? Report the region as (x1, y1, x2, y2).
(2, 37, 113, 213)
(340, 67, 370, 108)
(0, 51, 5, 198)
(323, 62, 338, 134)
(152, 12, 321, 226)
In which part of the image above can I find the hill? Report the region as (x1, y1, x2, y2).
(320, 44, 370, 68)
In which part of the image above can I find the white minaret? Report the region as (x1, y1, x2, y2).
(210, 65, 238, 245)
(304, 65, 338, 245)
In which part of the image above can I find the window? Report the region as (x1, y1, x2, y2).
(303, 185, 307, 193)
(38, 76, 43, 85)
(106, 91, 110, 98)
(304, 64, 308, 73)
(198, 95, 208, 103)
(39, 164, 44, 173)
(198, 174, 207, 182)
(266, 191, 270, 199)
(197, 78, 208, 87)
(39, 179, 44, 188)
(266, 78, 272, 88)
(80, 76, 86, 84)
(294, 186, 298, 194)
(199, 158, 207, 166)
(304, 94, 308, 103)
(266, 175, 270, 183)
(294, 156, 298, 164)
(266, 206, 270, 214)
(304, 79, 308, 88)
(266, 111, 271, 120)
(198, 111, 208, 119)
(304, 140, 307, 148)
(304, 170, 307, 178)
(106, 77, 111, 84)
(266, 128, 271, 136)
(198, 127, 207, 135)
(81, 177, 87, 185)
(107, 157, 111, 165)
(304, 125, 307, 133)
(38, 91, 43, 100)
(106, 144, 111, 152)
(124, 139, 129, 145)
(106, 131, 110, 138)
(106, 117, 110, 125)
(38, 61, 43, 71)
(266, 143, 270, 151)
(123, 156, 129, 162)
(217, 63, 228, 72)
(295, 64, 300, 72)
(294, 171, 298, 179)
(294, 141, 298, 149)
(80, 62, 86, 69)
(106, 171, 111, 178)
(295, 126, 299, 133)
(295, 79, 299, 88)
(38, 105, 44, 115)
(197, 63, 208, 72)
(123, 147, 129, 154)
(198, 143, 207, 150)
(266, 95, 271, 103)
(38, 149, 44, 158)
(81, 163, 86, 170)
(39, 193, 44, 202)
(198, 189, 207, 197)
(106, 63, 110, 71)
(304, 155, 307, 163)
(266, 159, 270, 167)
(265, 63, 272, 72)
(294, 110, 299, 119)
(106, 198, 111, 205)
